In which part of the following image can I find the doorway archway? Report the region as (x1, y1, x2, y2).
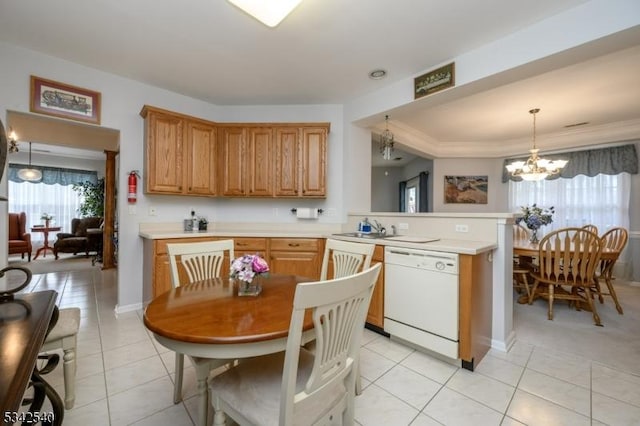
(7, 110, 119, 269)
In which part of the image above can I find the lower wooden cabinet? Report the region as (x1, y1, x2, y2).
(366, 245, 385, 328)
(269, 238, 323, 280)
(145, 236, 324, 299)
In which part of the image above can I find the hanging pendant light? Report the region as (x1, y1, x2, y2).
(379, 115, 395, 160)
(506, 108, 567, 181)
(18, 142, 43, 182)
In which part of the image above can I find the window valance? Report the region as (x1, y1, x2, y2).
(502, 143, 638, 183)
(8, 163, 98, 186)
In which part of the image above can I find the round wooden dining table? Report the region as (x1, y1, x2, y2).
(143, 274, 314, 426)
(513, 238, 617, 260)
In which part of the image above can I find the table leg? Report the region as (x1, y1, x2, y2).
(194, 361, 210, 426)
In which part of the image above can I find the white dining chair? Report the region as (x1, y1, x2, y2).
(209, 263, 381, 426)
(166, 239, 235, 404)
(320, 238, 375, 280)
(40, 307, 81, 409)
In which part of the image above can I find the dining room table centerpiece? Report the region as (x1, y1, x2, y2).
(516, 204, 554, 243)
(40, 212, 54, 228)
(230, 253, 270, 296)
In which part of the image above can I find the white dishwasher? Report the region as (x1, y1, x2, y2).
(384, 246, 459, 359)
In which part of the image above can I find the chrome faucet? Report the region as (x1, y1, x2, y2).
(364, 218, 386, 235)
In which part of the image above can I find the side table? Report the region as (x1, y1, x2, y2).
(31, 226, 62, 260)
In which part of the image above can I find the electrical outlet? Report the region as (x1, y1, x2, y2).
(455, 224, 469, 232)
(272, 208, 279, 217)
(148, 206, 157, 216)
(128, 204, 136, 215)
(398, 222, 409, 230)
(327, 208, 337, 217)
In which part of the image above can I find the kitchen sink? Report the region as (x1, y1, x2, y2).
(332, 232, 388, 239)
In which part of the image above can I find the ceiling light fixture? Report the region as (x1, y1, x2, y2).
(227, 0, 303, 27)
(368, 69, 387, 80)
(380, 115, 395, 160)
(8, 127, 19, 153)
(18, 142, 42, 182)
(506, 108, 567, 181)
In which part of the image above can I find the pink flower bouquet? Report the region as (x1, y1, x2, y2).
(230, 254, 270, 284)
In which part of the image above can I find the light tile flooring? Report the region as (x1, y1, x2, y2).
(18, 266, 640, 425)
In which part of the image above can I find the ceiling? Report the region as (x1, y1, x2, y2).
(1, 0, 639, 160)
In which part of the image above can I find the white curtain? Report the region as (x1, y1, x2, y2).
(8, 182, 83, 243)
(508, 173, 631, 239)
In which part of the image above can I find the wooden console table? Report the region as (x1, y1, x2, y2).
(0, 288, 62, 425)
(30, 226, 61, 260)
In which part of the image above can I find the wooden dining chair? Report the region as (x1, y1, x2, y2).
(166, 239, 235, 404)
(582, 224, 599, 235)
(209, 263, 381, 426)
(592, 227, 628, 314)
(512, 225, 534, 300)
(528, 227, 604, 326)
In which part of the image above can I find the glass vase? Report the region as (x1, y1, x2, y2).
(529, 229, 539, 244)
(237, 278, 262, 297)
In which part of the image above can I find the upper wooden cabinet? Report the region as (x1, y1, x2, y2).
(141, 105, 329, 198)
(141, 106, 217, 197)
(275, 126, 328, 197)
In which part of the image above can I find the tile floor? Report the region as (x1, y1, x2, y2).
(18, 266, 640, 425)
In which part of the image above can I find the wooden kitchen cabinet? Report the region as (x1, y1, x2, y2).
(141, 105, 217, 196)
(247, 127, 273, 196)
(218, 126, 247, 196)
(269, 238, 323, 279)
(274, 126, 328, 197)
(366, 245, 385, 329)
(142, 107, 185, 194)
(233, 237, 268, 257)
(185, 120, 217, 196)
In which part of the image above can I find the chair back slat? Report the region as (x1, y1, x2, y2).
(167, 240, 234, 287)
(537, 228, 602, 286)
(320, 238, 375, 280)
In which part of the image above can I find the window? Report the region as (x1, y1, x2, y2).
(508, 173, 631, 235)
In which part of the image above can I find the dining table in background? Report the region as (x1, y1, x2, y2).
(143, 274, 315, 426)
(512, 238, 618, 304)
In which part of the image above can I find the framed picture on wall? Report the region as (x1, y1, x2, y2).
(414, 62, 455, 99)
(30, 76, 101, 124)
(444, 175, 488, 204)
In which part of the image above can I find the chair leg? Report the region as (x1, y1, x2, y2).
(62, 346, 77, 409)
(547, 284, 554, 320)
(173, 353, 184, 404)
(605, 276, 624, 315)
(528, 280, 540, 305)
(583, 286, 603, 326)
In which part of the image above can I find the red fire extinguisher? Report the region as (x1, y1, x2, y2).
(128, 170, 140, 203)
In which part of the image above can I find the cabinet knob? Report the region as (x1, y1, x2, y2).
(289, 243, 300, 247)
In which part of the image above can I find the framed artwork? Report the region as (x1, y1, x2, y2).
(444, 175, 488, 204)
(30, 76, 101, 124)
(414, 62, 455, 99)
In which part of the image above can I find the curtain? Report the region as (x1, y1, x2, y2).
(7, 164, 97, 185)
(7, 163, 96, 243)
(8, 182, 84, 243)
(398, 180, 406, 212)
(418, 171, 429, 212)
(502, 144, 638, 182)
(508, 173, 631, 238)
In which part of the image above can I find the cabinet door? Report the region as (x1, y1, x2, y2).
(186, 121, 217, 196)
(233, 237, 268, 258)
(247, 127, 273, 196)
(146, 111, 184, 194)
(366, 245, 385, 328)
(274, 127, 300, 196)
(301, 127, 327, 197)
(219, 127, 246, 196)
(270, 251, 321, 279)
(153, 254, 173, 297)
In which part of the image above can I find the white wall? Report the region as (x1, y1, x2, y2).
(0, 42, 346, 310)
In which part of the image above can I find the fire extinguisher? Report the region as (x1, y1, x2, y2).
(128, 170, 140, 203)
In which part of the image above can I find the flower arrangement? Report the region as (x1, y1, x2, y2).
(516, 204, 554, 243)
(230, 254, 270, 284)
(41, 213, 54, 221)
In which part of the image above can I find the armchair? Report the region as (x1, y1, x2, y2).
(8, 212, 32, 261)
(53, 217, 103, 259)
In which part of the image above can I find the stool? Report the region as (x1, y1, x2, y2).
(41, 307, 81, 409)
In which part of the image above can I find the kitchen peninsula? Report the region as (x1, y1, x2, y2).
(140, 211, 514, 369)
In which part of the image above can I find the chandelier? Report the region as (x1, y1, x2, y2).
(506, 108, 567, 181)
(18, 142, 42, 182)
(8, 127, 19, 153)
(380, 115, 395, 160)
